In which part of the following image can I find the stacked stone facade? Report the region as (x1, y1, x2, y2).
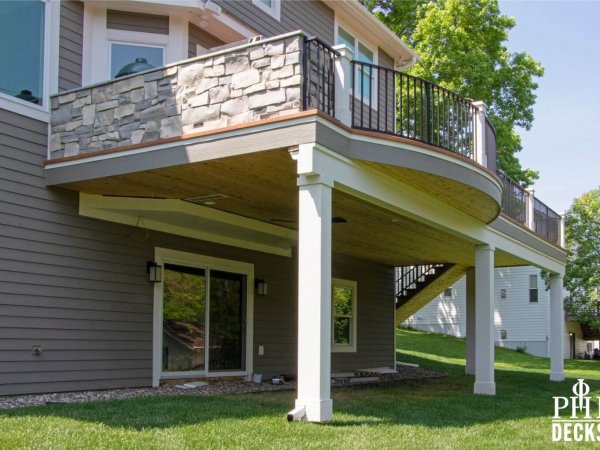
(49, 35, 303, 159)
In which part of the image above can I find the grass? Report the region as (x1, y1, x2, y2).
(1, 328, 599, 449)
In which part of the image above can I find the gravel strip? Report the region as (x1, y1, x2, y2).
(0, 366, 446, 410)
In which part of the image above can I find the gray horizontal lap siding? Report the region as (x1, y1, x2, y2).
(188, 23, 226, 59)
(59, 1, 84, 91)
(0, 106, 395, 393)
(106, 10, 169, 34)
(215, 0, 334, 44)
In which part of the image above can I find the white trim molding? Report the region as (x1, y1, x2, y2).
(251, 0, 281, 21)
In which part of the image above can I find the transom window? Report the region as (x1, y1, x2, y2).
(0, 0, 45, 105)
(332, 278, 357, 352)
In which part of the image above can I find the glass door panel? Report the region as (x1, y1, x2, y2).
(209, 270, 245, 371)
(162, 264, 206, 372)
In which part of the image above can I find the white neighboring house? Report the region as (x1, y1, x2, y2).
(402, 266, 599, 359)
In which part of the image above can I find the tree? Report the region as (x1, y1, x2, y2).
(564, 188, 600, 330)
(363, 0, 543, 186)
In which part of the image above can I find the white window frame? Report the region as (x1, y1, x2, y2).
(252, 0, 281, 21)
(334, 21, 378, 110)
(82, 6, 187, 85)
(332, 278, 357, 353)
(152, 248, 254, 386)
(0, 0, 59, 122)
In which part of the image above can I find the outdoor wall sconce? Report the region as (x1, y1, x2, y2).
(147, 262, 162, 283)
(256, 279, 268, 296)
(500, 288, 507, 298)
(501, 330, 507, 339)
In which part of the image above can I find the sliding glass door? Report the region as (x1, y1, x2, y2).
(161, 264, 246, 375)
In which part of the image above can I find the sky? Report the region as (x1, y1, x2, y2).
(499, 0, 600, 213)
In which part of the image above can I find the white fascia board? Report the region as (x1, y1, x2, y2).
(299, 143, 566, 274)
(79, 193, 295, 257)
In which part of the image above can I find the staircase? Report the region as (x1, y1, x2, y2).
(395, 263, 468, 323)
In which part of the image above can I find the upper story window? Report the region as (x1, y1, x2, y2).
(332, 278, 357, 352)
(0, 0, 45, 105)
(529, 274, 538, 303)
(336, 25, 375, 103)
(252, 0, 281, 21)
(110, 42, 165, 79)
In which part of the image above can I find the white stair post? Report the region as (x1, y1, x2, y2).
(549, 273, 565, 381)
(465, 268, 476, 375)
(472, 101, 487, 167)
(332, 44, 354, 127)
(474, 244, 495, 395)
(293, 144, 333, 422)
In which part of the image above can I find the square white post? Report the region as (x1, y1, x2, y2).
(526, 189, 535, 230)
(549, 273, 565, 381)
(332, 44, 354, 127)
(474, 244, 495, 395)
(295, 177, 333, 422)
(472, 101, 487, 167)
(465, 268, 476, 375)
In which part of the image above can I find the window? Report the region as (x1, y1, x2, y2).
(529, 274, 538, 303)
(252, 0, 281, 21)
(332, 278, 357, 352)
(443, 288, 453, 298)
(336, 25, 375, 103)
(0, 0, 45, 105)
(109, 42, 164, 79)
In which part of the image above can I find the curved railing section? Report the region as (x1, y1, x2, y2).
(496, 169, 562, 246)
(351, 61, 477, 160)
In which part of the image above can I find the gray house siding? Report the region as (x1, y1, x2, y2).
(106, 10, 169, 35)
(59, 1, 84, 91)
(0, 105, 394, 394)
(216, 0, 334, 44)
(188, 23, 225, 59)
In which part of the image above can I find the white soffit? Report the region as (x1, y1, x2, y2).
(79, 194, 296, 257)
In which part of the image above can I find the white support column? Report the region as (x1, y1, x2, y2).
(332, 44, 354, 128)
(295, 175, 333, 422)
(465, 268, 476, 375)
(472, 101, 487, 167)
(474, 244, 495, 395)
(559, 213, 566, 248)
(549, 273, 565, 381)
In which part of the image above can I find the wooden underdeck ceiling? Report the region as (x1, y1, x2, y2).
(62, 149, 524, 267)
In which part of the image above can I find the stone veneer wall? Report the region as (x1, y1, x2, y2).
(49, 35, 303, 159)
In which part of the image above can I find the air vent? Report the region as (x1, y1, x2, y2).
(184, 194, 229, 205)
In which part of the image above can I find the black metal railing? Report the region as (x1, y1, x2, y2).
(395, 264, 445, 300)
(302, 37, 339, 117)
(533, 197, 561, 245)
(497, 169, 527, 225)
(485, 118, 497, 173)
(351, 61, 476, 159)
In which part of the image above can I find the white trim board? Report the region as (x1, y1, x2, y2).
(79, 193, 296, 257)
(152, 247, 254, 386)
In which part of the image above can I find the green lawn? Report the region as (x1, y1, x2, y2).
(2, 328, 599, 449)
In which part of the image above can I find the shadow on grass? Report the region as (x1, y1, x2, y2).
(1, 328, 598, 431)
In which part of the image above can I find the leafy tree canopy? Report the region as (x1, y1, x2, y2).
(363, 0, 543, 186)
(564, 188, 600, 329)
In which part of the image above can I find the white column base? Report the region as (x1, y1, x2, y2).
(474, 382, 496, 396)
(550, 372, 565, 382)
(295, 398, 333, 422)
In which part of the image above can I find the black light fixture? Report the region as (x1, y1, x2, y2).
(147, 261, 162, 283)
(500, 288, 507, 299)
(256, 279, 268, 296)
